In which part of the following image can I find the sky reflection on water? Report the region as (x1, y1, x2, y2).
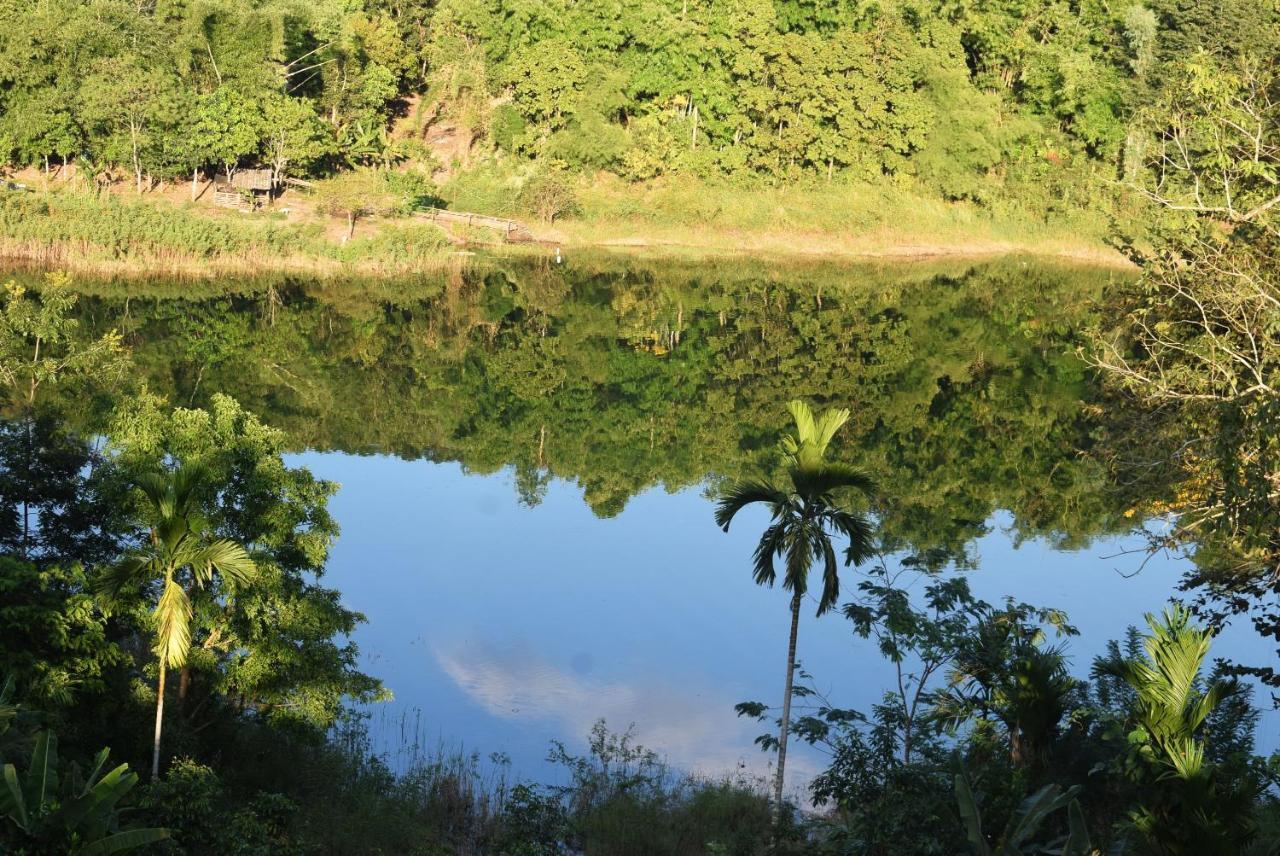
(294, 452, 1278, 796)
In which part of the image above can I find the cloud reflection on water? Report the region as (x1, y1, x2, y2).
(434, 640, 822, 788)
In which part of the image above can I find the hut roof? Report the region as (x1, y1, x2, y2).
(230, 169, 274, 191)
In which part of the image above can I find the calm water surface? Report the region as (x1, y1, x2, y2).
(55, 255, 1278, 792)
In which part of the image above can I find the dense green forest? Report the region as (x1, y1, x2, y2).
(0, 0, 1276, 230)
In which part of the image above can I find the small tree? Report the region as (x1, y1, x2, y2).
(259, 93, 333, 185)
(187, 88, 262, 191)
(314, 169, 403, 242)
(0, 274, 127, 410)
(1094, 606, 1262, 851)
(519, 168, 578, 223)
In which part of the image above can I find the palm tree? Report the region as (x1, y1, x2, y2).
(932, 608, 1077, 771)
(715, 400, 875, 812)
(96, 463, 254, 780)
(1094, 605, 1257, 851)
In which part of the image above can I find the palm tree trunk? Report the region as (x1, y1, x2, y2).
(152, 660, 166, 780)
(774, 591, 802, 817)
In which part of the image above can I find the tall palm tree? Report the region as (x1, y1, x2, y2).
(715, 400, 875, 812)
(96, 463, 255, 780)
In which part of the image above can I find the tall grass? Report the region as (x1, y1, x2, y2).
(438, 159, 1123, 263)
(566, 172, 1114, 252)
(152, 709, 783, 855)
(0, 188, 458, 276)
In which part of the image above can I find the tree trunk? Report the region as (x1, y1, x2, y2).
(132, 124, 143, 195)
(152, 660, 167, 780)
(1010, 725, 1025, 768)
(21, 413, 32, 559)
(178, 666, 191, 703)
(191, 168, 199, 201)
(345, 212, 355, 243)
(774, 591, 802, 818)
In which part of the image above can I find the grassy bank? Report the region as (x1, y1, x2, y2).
(0, 187, 459, 277)
(447, 168, 1131, 267)
(0, 176, 1130, 279)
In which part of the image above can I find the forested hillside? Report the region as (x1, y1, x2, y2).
(1, 0, 1275, 219)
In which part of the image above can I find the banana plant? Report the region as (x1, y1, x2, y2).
(0, 730, 168, 854)
(954, 760, 1093, 855)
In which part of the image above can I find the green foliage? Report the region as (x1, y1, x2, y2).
(0, 558, 124, 707)
(544, 720, 778, 855)
(0, 729, 168, 853)
(954, 762, 1090, 856)
(313, 169, 414, 239)
(0, 187, 456, 271)
(931, 601, 1078, 772)
(517, 168, 579, 223)
(1092, 606, 1266, 852)
(50, 256, 1125, 554)
(490, 105, 528, 154)
(0, 0, 1274, 209)
(716, 400, 875, 613)
(138, 758, 295, 855)
(102, 392, 385, 731)
(0, 273, 126, 408)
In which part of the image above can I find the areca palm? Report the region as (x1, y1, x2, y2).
(96, 463, 254, 780)
(1094, 605, 1256, 851)
(715, 400, 875, 812)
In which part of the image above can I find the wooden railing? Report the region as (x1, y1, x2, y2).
(415, 208, 533, 242)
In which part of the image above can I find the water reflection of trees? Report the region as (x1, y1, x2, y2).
(59, 256, 1133, 561)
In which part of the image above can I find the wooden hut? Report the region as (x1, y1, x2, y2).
(213, 168, 275, 210)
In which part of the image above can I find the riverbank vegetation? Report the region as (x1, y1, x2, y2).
(1, 0, 1272, 263)
(0, 185, 457, 276)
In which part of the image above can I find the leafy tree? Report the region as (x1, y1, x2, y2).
(0, 274, 126, 411)
(259, 93, 334, 185)
(715, 399, 875, 812)
(314, 169, 405, 242)
(102, 392, 385, 732)
(843, 563, 985, 764)
(184, 87, 263, 193)
(518, 168, 578, 223)
(0, 414, 123, 565)
(96, 463, 256, 780)
(78, 58, 178, 194)
(0, 557, 124, 707)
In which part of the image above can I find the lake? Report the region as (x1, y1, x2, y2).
(44, 253, 1278, 796)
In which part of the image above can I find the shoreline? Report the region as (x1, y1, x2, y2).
(0, 184, 1133, 279)
(0, 231, 1132, 280)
